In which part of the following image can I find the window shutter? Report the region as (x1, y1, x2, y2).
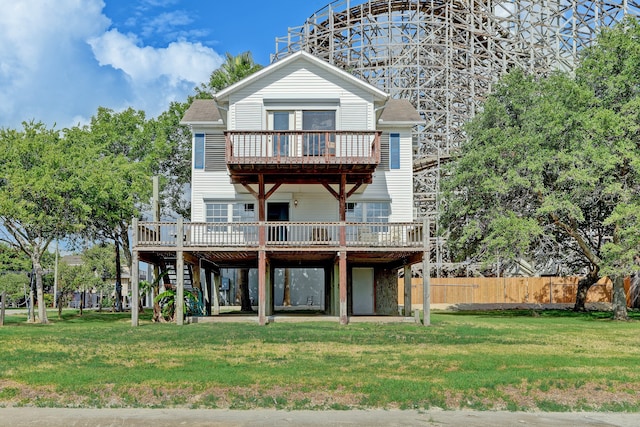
(205, 134, 226, 171)
(380, 133, 390, 170)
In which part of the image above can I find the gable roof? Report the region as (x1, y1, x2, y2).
(180, 99, 223, 125)
(378, 99, 424, 125)
(214, 51, 389, 103)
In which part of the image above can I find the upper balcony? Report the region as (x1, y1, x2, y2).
(225, 130, 381, 184)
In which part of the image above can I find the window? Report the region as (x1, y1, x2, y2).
(346, 202, 390, 233)
(232, 203, 257, 238)
(366, 203, 390, 232)
(232, 203, 255, 222)
(194, 133, 205, 169)
(205, 203, 227, 232)
(272, 112, 290, 156)
(346, 202, 363, 222)
(303, 110, 335, 156)
(390, 133, 400, 169)
(206, 202, 257, 233)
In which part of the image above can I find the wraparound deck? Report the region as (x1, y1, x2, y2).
(131, 220, 429, 327)
(135, 221, 425, 250)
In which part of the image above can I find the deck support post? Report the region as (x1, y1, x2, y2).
(176, 218, 184, 325)
(176, 251, 184, 325)
(131, 249, 139, 327)
(131, 218, 139, 327)
(331, 262, 339, 316)
(265, 258, 273, 317)
(423, 218, 431, 326)
(212, 271, 220, 316)
(339, 250, 348, 324)
(404, 264, 412, 317)
(258, 250, 267, 325)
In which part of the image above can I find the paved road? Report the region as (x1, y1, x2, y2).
(0, 408, 637, 426)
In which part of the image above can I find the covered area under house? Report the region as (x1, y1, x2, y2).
(129, 172, 430, 326)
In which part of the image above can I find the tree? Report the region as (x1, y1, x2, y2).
(575, 17, 640, 319)
(197, 51, 263, 95)
(81, 243, 118, 312)
(0, 273, 29, 308)
(0, 244, 30, 307)
(148, 101, 192, 218)
(0, 242, 30, 272)
(73, 107, 155, 311)
(442, 20, 640, 320)
(55, 244, 117, 317)
(56, 261, 84, 316)
(0, 122, 89, 323)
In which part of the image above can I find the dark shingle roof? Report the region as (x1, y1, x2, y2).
(181, 99, 222, 123)
(378, 99, 423, 124)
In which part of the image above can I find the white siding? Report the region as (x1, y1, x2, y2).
(340, 102, 368, 130)
(190, 170, 236, 222)
(228, 63, 377, 130)
(352, 129, 414, 222)
(234, 103, 262, 129)
(290, 193, 338, 222)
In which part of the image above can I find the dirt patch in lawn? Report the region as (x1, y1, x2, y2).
(1, 379, 638, 411)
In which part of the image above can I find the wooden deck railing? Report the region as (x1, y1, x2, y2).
(135, 221, 424, 249)
(225, 130, 381, 165)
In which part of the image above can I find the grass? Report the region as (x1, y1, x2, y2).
(0, 308, 639, 410)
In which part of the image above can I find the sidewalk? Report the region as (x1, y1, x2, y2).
(0, 408, 637, 426)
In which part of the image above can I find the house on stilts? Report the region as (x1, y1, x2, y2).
(130, 51, 427, 325)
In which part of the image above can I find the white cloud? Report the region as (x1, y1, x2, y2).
(0, 0, 223, 129)
(89, 29, 222, 86)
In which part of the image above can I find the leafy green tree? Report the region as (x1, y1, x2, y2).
(81, 243, 117, 282)
(442, 20, 640, 320)
(72, 107, 154, 311)
(0, 272, 28, 307)
(148, 101, 192, 218)
(197, 51, 263, 95)
(55, 244, 118, 317)
(81, 243, 118, 312)
(0, 243, 30, 306)
(0, 242, 30, 272)
(576, 17, 640, 319)
(0, 122, 89, 323)
(56, 261, 84, 315)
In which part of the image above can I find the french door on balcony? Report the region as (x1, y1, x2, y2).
(303, 110, 336, 156)
(270, 111, 291, 157)
(267, 202, 289, 242)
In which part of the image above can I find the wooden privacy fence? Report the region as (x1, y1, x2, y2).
(398, 277, 633, 305)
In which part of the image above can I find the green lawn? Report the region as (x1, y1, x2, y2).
(0, 309, 639, 411)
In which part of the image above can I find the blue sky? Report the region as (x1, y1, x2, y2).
(0, 0, 332, 130)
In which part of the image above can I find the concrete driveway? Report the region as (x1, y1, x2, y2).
(0, 408, 637, 426)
